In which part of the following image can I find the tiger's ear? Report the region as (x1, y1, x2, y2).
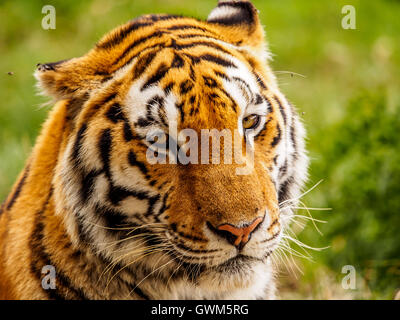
(207, 0, 267, 59)
(35, 57, 101, 101)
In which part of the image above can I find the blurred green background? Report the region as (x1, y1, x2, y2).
(0, 0, 399, 299)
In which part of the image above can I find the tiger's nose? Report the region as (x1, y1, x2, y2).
(207, 217, 264, 250)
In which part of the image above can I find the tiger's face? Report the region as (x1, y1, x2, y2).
(36, 1, 307, 298)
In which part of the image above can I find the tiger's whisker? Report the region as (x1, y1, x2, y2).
(279, 179, 324, 207)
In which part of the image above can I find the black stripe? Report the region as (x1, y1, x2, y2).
(133, 51, 158, 81)
(141, 63, 169, 90)
(94, 204, 129, 229)
(268, 216, 279, 229)
(183, 53, 201, 64)
(176, 231, 208, 243)
(100, 76, 113, 83)
(75, 209, 93, 246)
(6, 165, 30, 211)
(255, 94, 263, 105)
(163, 81, 175, 93)
(154, 191, 170, 220)
(144, 194, 161, 218)
(149, 95, 165, 113)
(189, 65, 196, 82)
(113, 43, 167, 75)
(254, 72, 267, 90)
(101, 92, 118, 105)
(80, 169, 102, 202)
(232, 76, 253, 99)
(214, 70, 231, 81)
(97, 221, 160, 255)
(99, 129, 112, 178)
(278, 176, 294, 203)
(173, 40, 232, 55)
(274, 96, 287, 125)
(123, 121, 134, 142)
(166, 24, 211, 33)
(176, 102, 185, 123)
(128, 150, 149, 177)
(108, 184, 150, 206)
(199, 54, 236, 68)
(171, 53, 185, 68)
(136, 117, 154, 128)
(279, 161, 288, 178)
(72, 124, 87, 163)
(260, 231, 280, 243)
(263, 95, 273, 113)
(180, 79, 194, 95)
(158, 113, 168, 129)
(97, 21, 154, 49)
(271, 125, 282, 147)
(112, 31, 164, 66)
(131, 284, 150, 300)
(86, 92, 118, 122)
(232, 76, 252, 93)
(255, 118, 271, 139)
(104, 183, 161, 226)
(105, 103, 126, 123)
(291, 121, 298, 160)
(177, 33, 223, 42)
(219, 88, 238, 113)
(203, 76, 218, 88)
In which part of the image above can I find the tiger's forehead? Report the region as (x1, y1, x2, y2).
(96, 14, 241, 53)
(93, 15, 267, 84)
(90, 14, 274, 134)
(123, 45, 269, 132)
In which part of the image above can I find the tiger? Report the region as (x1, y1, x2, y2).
(0, 0, 308, 300)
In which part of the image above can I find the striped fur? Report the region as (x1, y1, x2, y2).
(0, 1, 308, 300)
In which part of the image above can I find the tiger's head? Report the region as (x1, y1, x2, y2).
(35, 0, 308, 299)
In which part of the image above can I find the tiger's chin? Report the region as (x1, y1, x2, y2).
(155, 254, 276, 300)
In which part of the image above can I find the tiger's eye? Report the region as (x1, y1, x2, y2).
(243, 114, 260, 130)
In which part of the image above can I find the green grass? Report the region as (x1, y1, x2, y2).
(1, 0, 399, 299)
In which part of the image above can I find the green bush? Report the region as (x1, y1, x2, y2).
(301, 89, 400, 298)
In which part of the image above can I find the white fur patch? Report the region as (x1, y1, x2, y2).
(207, 5, 242, 22)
